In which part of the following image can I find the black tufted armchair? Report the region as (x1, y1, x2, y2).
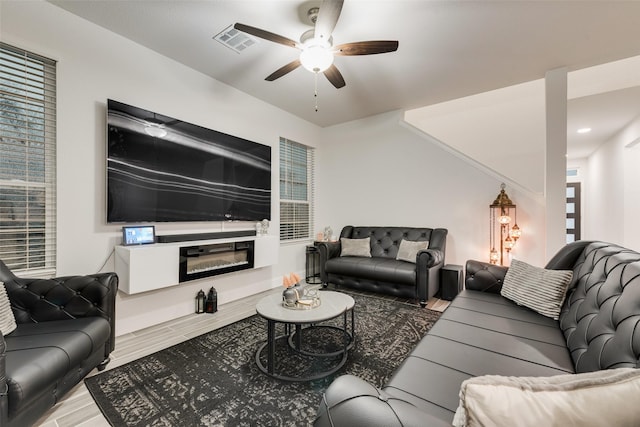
(317, 226, 447, 306)
(0, 260, 118, 427)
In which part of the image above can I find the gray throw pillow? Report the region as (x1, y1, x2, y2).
(0, 281, 17, 336)
(396, 239, 429, 263)
(500, 259, 573, 320)
(340, 237, 372, 257)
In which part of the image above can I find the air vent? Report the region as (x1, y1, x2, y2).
(214, 25, 258, 53)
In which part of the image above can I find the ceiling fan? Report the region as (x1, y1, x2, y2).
(234, 0, 398, 89)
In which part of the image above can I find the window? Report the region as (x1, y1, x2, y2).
(279, 137, 314, 241)
(0, 43, 56, 274)
(566, 182, 581, 244)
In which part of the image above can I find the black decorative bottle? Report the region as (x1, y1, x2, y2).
(205, 287, 218, 313)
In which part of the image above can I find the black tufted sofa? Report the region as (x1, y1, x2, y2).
(317, 226, 447, 307)
(314, 241, 640, 426)
(0, 260, 118, 427)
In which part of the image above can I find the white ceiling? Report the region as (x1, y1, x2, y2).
(49, 0, 640, 155)
(567, 87, 640, 159)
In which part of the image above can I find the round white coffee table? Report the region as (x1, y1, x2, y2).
(255, 290, 355, 381)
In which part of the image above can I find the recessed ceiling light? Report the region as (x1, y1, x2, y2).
(577, 127, 592, 134)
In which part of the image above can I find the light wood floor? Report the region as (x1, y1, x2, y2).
(34, 286, 449, 427)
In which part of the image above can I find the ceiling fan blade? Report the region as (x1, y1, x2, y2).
(314, 0, 344, 43)
(234, 23, 300, 49)
(323, 64, 346, 89)
(265, 59, 301, 81)
(334, 41, 399, 56)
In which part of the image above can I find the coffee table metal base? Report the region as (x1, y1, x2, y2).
(255, 298, 355, 382)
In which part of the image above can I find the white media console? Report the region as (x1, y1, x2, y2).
(115, 234, 279, 294)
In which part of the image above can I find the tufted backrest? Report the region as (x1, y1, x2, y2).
(0, 259, 118, 353)
(340, 226, 447, 260)
(559, 242, 640, 373)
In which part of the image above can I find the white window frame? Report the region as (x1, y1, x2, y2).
(0, 43, 57, 275)
(279, 137, 314, 242)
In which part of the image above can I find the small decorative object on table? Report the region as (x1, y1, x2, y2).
(261, 219, 270, 235)
(323, 226, 333, 242)
(282, 273, 321, 309)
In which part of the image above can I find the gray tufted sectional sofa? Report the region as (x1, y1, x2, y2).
(317, 226, 448, 307)
(314, 241, 640, 426)
(0, 260, 118, 427)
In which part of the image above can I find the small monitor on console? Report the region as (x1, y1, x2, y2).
(122, 226, 156, 246)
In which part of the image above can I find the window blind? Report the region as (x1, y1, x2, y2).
(280, 137, 314, 241)
(0, 43, 57, 274)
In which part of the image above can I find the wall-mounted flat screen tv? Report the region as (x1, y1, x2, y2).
(107, 100, 271, 223)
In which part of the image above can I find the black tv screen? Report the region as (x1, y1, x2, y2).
(107, 100, 271, 223)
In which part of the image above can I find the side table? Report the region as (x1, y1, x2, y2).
(441, 264, 464, 301)
(305, 245, 321, 284)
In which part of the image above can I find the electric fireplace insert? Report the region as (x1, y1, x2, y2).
(179, 241, 254, 282)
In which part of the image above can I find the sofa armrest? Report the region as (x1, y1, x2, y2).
(317, 241, 341, 283)
(417, 248, 444, 268)
(5, 272, 118, 353)
(314, 375, 451, 427)
(465, 260, 508, 294)
(415, 249, 445, 304)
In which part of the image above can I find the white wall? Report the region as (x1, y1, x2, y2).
(316, 111, 546, 268)
(404, 80, 546, 195)
(624, 131, 640, 251)
(544, 68, 569, 259)
(584, 116, 640, 250)
(1, 1, 321, 335)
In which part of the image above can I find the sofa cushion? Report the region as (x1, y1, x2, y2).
(449, 290, 559, 327)
(381, 289, 575, 421)
(396, 239, 428, 263)
(340, 237, 371, 257)
(501, 259, 573, 320)
(0, 281, 17, 335)
(452, 368, 640, 427)
(5, 317, 110, 415)
(325, 257, 416, 285)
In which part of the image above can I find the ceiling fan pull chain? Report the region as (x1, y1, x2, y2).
(314, 72, 319, 112)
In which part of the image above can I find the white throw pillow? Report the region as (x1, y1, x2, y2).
(452, 368, 640, 427)
(396, 239, 429, 263)
(500, 259, 573, 320)
(340, 237, 371, 257)
(0, 281, 17, 336)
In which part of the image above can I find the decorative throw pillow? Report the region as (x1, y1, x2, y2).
(452, 368, 640, 427)
(500, 259, 573, 320)
(396, 239, 429, 263)
(340, 237, 372, 257)
(0, 281, 17, 336)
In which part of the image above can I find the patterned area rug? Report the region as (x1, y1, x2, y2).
(85, 291, 441, 426)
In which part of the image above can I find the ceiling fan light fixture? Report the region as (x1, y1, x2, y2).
(300, 43, 334, 73)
